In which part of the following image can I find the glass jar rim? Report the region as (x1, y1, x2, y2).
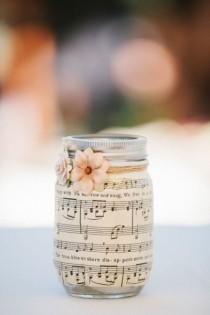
(63, 133, 147, 162)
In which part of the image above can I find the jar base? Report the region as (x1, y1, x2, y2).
(64, 284, 143, 299)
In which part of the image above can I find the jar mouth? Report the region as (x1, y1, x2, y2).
(68, 134, 143, 141)
(62, 133, 147, 162)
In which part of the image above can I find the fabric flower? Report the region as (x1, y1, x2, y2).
(55, 152, 72, 185)
(71, 147, 110, 195)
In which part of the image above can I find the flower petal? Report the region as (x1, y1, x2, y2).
(100, 159, 110, 172)
(72, 181, 81, 192)
(92, 169, 108, 185)
(74, 150, 87, 169)
(78, 175, 94, 195)
(84, 147, 94, 162)
(94, 183, 104, 192)
(55, 163, 61, 174)
(58, 171, 67, 185)
(89, 152, 104, 169)
(71, 167, 85, 181)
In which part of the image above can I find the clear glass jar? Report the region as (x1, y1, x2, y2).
(54, 134, 153, 298)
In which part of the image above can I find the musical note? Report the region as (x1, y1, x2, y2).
(134, 225, 139, 239)
(57, 198, 80, 219)
(125, 263, 150, 285)
(84, 200, 107, 220)
(102, 178, 150, 190)
(111, 225, 125, 240)
(83, 225, 88, 240)
(60, 264, 85, 285)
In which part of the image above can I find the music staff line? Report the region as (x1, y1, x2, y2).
(56, 223, 152, 240)
(54, 239, 153, 254)
(57, 177, 150, 191)
(56, 197, 152, 221)
(55, 261, 151, 286)
(55, 261, 151, 275)
(104, 178, 150, 190)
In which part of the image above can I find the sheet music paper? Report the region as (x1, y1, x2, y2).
(54, 170, 153, 287)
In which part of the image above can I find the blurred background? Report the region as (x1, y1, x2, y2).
(0, 0, 210, 227)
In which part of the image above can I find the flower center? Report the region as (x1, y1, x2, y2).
(85, 166, 92, 175)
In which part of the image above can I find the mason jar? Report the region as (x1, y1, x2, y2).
(54, 134, 153, 298)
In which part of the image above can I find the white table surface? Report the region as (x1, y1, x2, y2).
(0, 226, 209, 315)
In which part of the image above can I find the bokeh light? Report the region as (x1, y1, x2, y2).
(112, 38, 178, 99)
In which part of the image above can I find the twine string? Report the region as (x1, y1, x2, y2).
(107, 165, 146, 174)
